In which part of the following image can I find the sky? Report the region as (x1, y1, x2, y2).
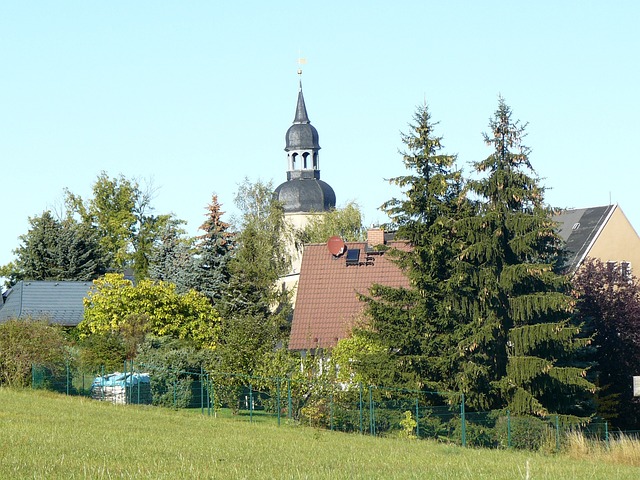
(1, 1, 639, 270)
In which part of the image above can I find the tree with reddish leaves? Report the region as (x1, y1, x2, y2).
(573, 258, 640, 429)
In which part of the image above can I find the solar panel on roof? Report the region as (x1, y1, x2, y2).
(346, 248, 360, 266)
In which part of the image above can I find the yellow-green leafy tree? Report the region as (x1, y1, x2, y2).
(79, 273, 221, 352)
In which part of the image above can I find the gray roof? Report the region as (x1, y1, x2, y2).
(554, 205, 615, 273)
(285, 89, 320, 151)
(0, 281, 92, 326)
(274, 177, 336, 213)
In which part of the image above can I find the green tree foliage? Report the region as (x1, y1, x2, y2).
(148, 218, 195, 290)
(209, 180, 292, 401)
(572, 258, 640, 429)
(0, 319, 69, 387)
(0, 211, 107, 284)
(79, 273, 221, 351)
(224, 178, 291, 319)
(65, 172, 174, 280)
(353, 103, 466, 391)
(192, 194, 235, 307)
(296, 201, 365, 245)
(136, 335, 213, 408)
(456, 97, 593, 417)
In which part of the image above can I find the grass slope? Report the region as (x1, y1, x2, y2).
(0, 388, 637, 479)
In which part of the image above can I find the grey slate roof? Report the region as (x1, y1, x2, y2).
(0, 281, 92, 326)
(554, 205, 615, 273)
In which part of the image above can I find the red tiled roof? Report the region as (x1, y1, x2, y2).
(289, 241, 410, 350)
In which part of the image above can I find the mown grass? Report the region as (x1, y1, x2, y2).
(0, 388, 638, 479)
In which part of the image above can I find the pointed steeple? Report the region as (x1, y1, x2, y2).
(274, 78, 336, 214)
(293, 87, 311, 124)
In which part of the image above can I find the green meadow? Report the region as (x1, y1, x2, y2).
(0, 388, 637, 479)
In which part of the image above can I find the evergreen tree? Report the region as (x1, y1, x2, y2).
(193, 195, 235, 308)
(209, 180, 292, 401)
(354, 103, 466, 390)
(148, 219, 195, 291)
(1, 211, 107, 283)
(456, 97, 593, 418)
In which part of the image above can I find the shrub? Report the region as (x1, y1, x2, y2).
(0, 318, 68, 387)
(495, 415, 548, 450)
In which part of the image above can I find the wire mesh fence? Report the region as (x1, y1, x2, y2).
(31, 361, 627, 450)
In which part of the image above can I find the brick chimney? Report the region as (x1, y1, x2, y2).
(367, 228, 385, 247)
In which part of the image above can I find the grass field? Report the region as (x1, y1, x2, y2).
(0, 388, 638, 479)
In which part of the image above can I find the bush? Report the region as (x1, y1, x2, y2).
(495, 415, 548, 450)
(0, 318, 68, 387)
(135, 336, 212, 408)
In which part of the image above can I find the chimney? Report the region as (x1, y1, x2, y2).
(367, 228, 385, 247)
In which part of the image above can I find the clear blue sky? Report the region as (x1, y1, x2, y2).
(1, 1, 639, 269)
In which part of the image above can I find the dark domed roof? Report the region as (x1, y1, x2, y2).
(286, 123, 319, 151)
(274, 178, 336, 213)
(285, 89, 320, 151)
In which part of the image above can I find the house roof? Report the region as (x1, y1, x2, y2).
(0, 280, 92, 326)
(554, 205, 615, 273)
(289, 241, 410, 350)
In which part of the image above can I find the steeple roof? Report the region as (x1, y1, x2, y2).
(285, 84, 320, 151)
(293, 86, 311, 124)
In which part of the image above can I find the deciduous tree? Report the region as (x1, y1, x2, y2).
(573, 258, 640, 429)
(79, 273, 221, 351)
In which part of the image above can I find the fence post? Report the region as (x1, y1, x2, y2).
(555, 415, 560, 452)
(101, 365, 105, 401)
(605, 421, 609, 448)
(369, 385, 374, 436)
(207, 374, 212, 417)
(415, 398, 420, 438)
(200, 367, 204, 415)
(66, 361, 70, 396)
(249, 383, 254, 423)
(507, 410, 511, 448)
(359, 383, 363, 435)
(136, 362, 141, 405)
(173, 381, 177, 408)
(330, 391, 334, 431)
(277, 378, 281, 426)
(460, 394, 466, 447)
(287, 377, 292, 419)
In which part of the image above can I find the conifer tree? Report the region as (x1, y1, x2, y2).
(355, 103, 467, 390)
(193, 195, 235, 308)
(456, 97, 593, 418)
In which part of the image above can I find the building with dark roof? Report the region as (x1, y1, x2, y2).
(554, 204, 640, 275)
(289, 230, 409, 351)
(0, 280, 91, 326)
(274, 79, 336, 216)
(274, 75, 337, 302)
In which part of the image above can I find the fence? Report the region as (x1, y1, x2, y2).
(32, 362, 625, 450)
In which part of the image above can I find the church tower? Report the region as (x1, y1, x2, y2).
(274, 75, 336, 299)
(274, 79, 336, 225)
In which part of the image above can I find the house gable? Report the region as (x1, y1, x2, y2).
(554, 204, 640, 275)
(289, 238, 410, 351)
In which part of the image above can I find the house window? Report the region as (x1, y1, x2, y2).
(621, 261, 632, 281)
(606, 261, 632, 281)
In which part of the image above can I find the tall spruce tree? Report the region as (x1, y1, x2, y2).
(193, 195, 235, 308)
(456, 97, 593, 418)
(354, 103, 467, 390)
